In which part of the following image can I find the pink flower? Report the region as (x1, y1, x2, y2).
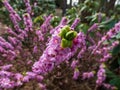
(71, 60, 79, 69)
(82, 71, 95, 79)
(73, 69, 80, 80)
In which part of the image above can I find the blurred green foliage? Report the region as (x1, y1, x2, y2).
(0, 0, 56, 25)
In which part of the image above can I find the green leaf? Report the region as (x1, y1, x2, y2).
(65, 31, 77, 41)
(106, 69, 117, 78)
(118, 58, 120, 65)
(110, 77, 120, 90)
(112, 45, 120, 55)
(116, 33, 120, 39)
(34, 16, 44, 24)
(80, 24, 89, 34)
(100, 17, 115, 25)
(80, 5, 87, 12)
(100, 17, 117, 30)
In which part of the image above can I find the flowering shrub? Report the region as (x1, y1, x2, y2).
(0, 0, 120, 90)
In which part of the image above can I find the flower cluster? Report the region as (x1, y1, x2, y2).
(73, 68, 80, 80)
(0, 70, 43, 89)
(3, 0, 21, 31)
(92, 21, 120, 54)
(23, 13, 33, 32)
(82, 71, 95, 80)
(23, 0, 32, 14)
(32, 18, 84, 75)
(96, 64, 106, 86)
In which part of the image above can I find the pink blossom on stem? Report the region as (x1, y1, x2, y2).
(73, 68, 80, 80)
(82, 71, 95, 79)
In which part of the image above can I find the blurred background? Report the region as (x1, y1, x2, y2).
(0, 0, 120, 33)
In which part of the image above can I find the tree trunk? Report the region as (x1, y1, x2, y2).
(70, 0, 72, 7)
(62, 0, 67, 15)
(78, 0, 85, 3)
(105, 0, 116, 15)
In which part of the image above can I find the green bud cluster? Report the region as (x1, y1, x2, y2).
(59, 26, 77, 48)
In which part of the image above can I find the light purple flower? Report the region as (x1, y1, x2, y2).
(26, 72, 36, 79)
(38, 83, 47, 90)
(23, 0, 31, 14)
(0, 78, 13, 88)
(23, 13, 33, 31)
(71, 18, 80, 29)
(0, 64, 13, 71)
(82, 71, 95, 79)
(36, 75, 44, 82)
(73, 69, 80, 80)
(88, 23, 98, 32)
(22, 76, 30, 83)
(96, 64, 106, 86)
(71, 60, 79, 69)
